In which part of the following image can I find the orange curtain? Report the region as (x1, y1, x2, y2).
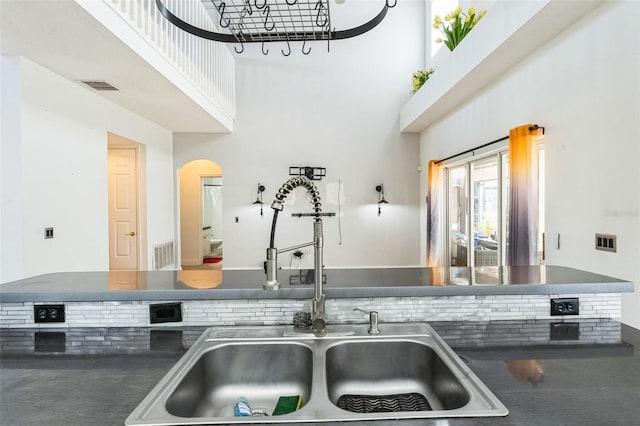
(507, 124, 542, 266)
(426, 160, 442, 267)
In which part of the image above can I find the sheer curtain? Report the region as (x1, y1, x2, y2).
(506, 124, 543, 266)
(426, 160, 442, 267)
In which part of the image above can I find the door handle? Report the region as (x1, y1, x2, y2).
(128, 231, 136, 237)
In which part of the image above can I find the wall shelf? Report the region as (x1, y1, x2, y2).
(400, 0, 603, 133)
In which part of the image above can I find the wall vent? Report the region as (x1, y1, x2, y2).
(153, 241, 175, 270)
(81, 80, 119, 91)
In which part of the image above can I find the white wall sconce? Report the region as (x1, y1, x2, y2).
(252, 183, 266, 217)
(376, 184, 389, 216)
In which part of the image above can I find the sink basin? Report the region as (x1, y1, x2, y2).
(326, 340, 469, 412)
(126, 324, 508, 425)
(166, 342, 313, 418)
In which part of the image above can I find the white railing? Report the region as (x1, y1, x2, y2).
(105, 0, 236, 120)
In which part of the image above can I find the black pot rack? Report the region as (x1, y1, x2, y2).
(155, 0, 397, 54)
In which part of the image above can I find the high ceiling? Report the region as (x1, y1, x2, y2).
(1, 0, 402, 132)
(0, 0, 232, 132)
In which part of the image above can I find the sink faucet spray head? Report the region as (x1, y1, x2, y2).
(263, 248, 280, 291)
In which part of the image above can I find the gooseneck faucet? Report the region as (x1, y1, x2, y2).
(263, 176, 326, 334)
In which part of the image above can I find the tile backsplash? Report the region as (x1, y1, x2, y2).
(0, 293, 622, 328)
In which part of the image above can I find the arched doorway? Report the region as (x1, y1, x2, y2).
(179, 160, 223, 270)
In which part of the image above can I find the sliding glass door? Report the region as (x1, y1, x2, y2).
(446, 153, 505, 267)
(443, 142, 544, 268)
(470, 156, 500, 266)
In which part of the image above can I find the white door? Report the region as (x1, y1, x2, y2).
(108, 148, 138, 270)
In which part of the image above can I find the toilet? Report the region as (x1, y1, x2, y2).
(209, 237, 223, 257)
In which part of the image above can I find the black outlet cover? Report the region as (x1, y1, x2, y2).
(550, 323, 580, 341)
(149, 303, 182, 324)
(35, 332, 67, 352)
(34, 305, 65, 323)
(150, 330, 184, 351)
(551, 298, 579, 316)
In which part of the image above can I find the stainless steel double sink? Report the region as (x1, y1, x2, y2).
(126, 323, 508, 424)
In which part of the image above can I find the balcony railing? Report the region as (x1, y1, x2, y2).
(102, 0, 236, 122)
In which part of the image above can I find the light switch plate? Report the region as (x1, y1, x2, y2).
(595, 233, 616, 252)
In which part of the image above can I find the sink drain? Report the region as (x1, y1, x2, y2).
(337, 392, 432, 413)
(251, 408, 271, 416)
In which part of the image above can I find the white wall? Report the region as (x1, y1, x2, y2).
(0, 56, 24, 282)
(174, 0, 425, 270)
(0, 57, 175, 282)
(420, 2, 640, 328)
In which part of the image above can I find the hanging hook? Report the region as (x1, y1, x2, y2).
(263, 5, 275, 31)
(217, 2, 230, 28)
(254, 0, 266, 10)
(302, 36, 311, 55)
(315, 1, 327, 27)
(241, 0, 253, 16)
(262, 41, 269, 55)
(234, 28, 245, 54)
(386, 0, 397, 7)
(281, 36, 291, 56)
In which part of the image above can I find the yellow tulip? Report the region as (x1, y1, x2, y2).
(435, 38, 442, 43)
(468, 6, 476, 15)
(479, 10, 487, 18)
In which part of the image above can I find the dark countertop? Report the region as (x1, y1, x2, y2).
(0, 265, 633, 302)
(1, 319, 639, 426)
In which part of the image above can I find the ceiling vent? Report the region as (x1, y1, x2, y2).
(81, 80, 119, 91)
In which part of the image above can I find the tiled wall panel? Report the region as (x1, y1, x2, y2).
(0, 294, 622, 328)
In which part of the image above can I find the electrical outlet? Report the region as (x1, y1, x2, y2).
(149, 303, 182, 324)
(34, 304, 65, 323)
(550, 298, 579, 316)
